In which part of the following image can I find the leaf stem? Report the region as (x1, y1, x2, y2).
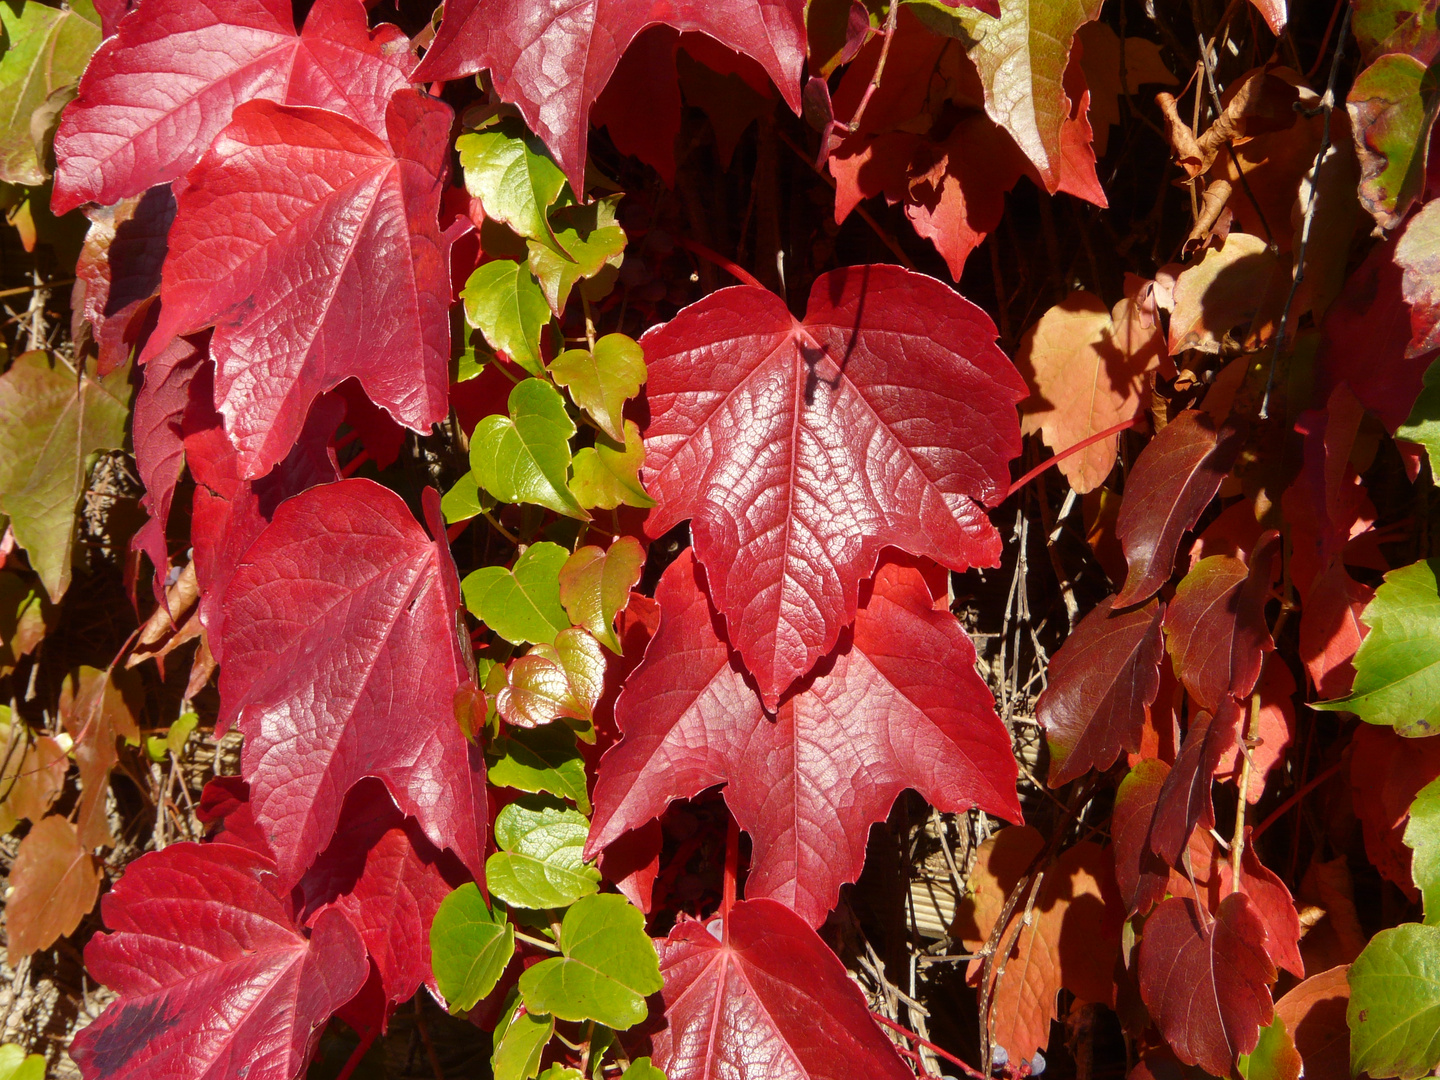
(673, 237, 765, 291)
(513, 929, 561, 953)
(0, 278, 73, 299)
(1229, 686, 1265, 888)
(721, 813, 739, 937)
(1250, 758, 1346, 842)
(1006, 416, 1145, 497)
(869, 1013, 985, 1080)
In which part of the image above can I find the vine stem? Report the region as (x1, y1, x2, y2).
(843, 0, 900, 137)
(869, 1013, 985, 1080)
(1230, 686, 1265, 889)
(673, 237, 765, 291)
(1250, 758, 1346, 841)
(721, 813, 739, 937)
(513, 929, 561, 953)
(1007, 416, 1145, 497)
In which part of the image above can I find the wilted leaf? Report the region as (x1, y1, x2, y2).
(1348, 923, 1440, 1079)
(487, 795, 600, 909)
(1039, 595, 1165, 785)
(641, 263, 1023, 706)
(1076, 22, 1176, 156)
(1138, 893, 1276, 1077)
(1315, 558, 1440, 736)
(517, 893, 662, 1029)
(431, 883, 517, 1013)
(1167, 233, 1281, 354)
(1348, 51, 1440, 229)
(589, 551, 1019, 927)
(6, 815, 101, 957)
(58, 665, 140, 849)
(463, 541, 571, 646)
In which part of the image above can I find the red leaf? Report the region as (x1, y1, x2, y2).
(412, 0, 804, 191)
(1221, 839, 1304, 979)
(141, 93, 454, 481)
(297, 780, 463, 1008)
(187, 395, 343, 664)
(1112, 758, 1172, 916)
(52, 0, 414, 213)
(1298, 561, 1373, 698)
(1216, 661, 1297, 805)
(1038, 595, 1165, 786)
(72, 185, 175, 375)
(71, 843, 368, 1080)
(641, 264, 1024, 705)
(1114, 410, 1245, 607)
(1349, 724, 1440, 898)
(1273, 966, 1351, 1080)
(1163, 532, 1278, 713)
(1147, 698, 1243, 865)
(1137, 893, 1276, 1076)
(653, 898, 913, 1080)
(597, 819, 663, 913)
(1316, 232, 1439, 431)
(197, 776, 273, 855)
(219, 480, 484, 888)
(588, 549, 1019, 926)
(590, 27, 682, 185)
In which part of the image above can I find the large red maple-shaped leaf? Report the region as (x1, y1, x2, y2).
(140, 92, 454, 481)
(219, 480, 485, 889)
(653, 898, 913, 1080)
(70, 842, 368, 1080)
(52, 0, 414, 213)
(587, 549, 1019, 926)
(641, 264, 1024, 706)
(410, 0, 805, 190)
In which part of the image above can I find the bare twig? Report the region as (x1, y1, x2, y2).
(1259, 5, 1351, 419)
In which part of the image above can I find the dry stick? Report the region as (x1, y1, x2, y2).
(0, 278, 72, 299)
(870, 1013, 987, 1080)
(1260, 5, 1352, 420)
(1199, 33, 1277, 248)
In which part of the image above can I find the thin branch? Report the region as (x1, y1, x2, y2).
(673, 236, 765, 291)
(1007, 417, 1145, 497)
(870, 1013, 987, 1080)
(1251, 758, 1346, 841)
(0, 278, 73, 299)
(1260, 5, 1351, 419)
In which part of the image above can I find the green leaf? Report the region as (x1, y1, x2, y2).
(462, 541, 572, 645)
(550, 333, 646, 443)
(526, 196, 627, 315)
(491, 994, 554, 1080)
(497, 629, 606, 731)
(0, 0, 102, 186)
(621, 1059, 666, 1080)
(146, 711, 198, 763)
(487, 795, 600, 909)
(471, 379, 588, 520)
(536, 1068, 583, 1080)
(933, 0, 1104, 190)
(0, 352, 133, 602)
(1399, 357, 1440, 481)
(1408, 778, 1440, 925)
(558, 536, 645, 655)
(569, 420, 655, 510)
(0, 1042, 45, 1080)
(463, 260, 552, 377)
(518, 893, 663, 1030)
(458, 119, 568, 249)
(455, 345, 489, 383)
(430, 883, 517, 1013)
(1237, 1014, 1302, 1080)
(441, 472, 494, 524)
(1349, 923, 1440, 1079)
(1314, 559, 1440, 736)
(488, 722, 591, 813)
(1349, 51, 1440, 228)
(1352, 0, 1440, 62)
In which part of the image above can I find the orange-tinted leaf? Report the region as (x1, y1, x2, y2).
(1075, 22, 1176, 157)
(1216, 661, 1296, 805)
(1167, 233, 1281, 354)
(6, 815, 102, 957)
(1298, 561, 1373, 698)
(1017, 291, 1166, 494)
(59, 665, 141, 850)
(1115, 410, 1245, 607)
(1038, 595, 1165, 786)
(0, 727, 68, 825)
(1273, 965, 1351, 1080)
(496, 629, 606, 728)
(1137, 893, 1276, 1076)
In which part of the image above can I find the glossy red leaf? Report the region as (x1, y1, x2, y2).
(653, 898, 913, 1080)
(1147, 699, 1243, 865)
(589, 550, 1018, 926)
(641, 264, 1024, 706)
(130, 334, 208, 600)
(187, 394, 343, 663)
(219, 480, 484, 888)
(1114, 410, 1245, 607)
(141, 93, 454, 481)
(72, 185, 175, 375)
(197, 776, 273, 855)
(297, 780, 463, 1007)
(1163, 532, 1279, 713)
(1221, 839, 1304, 979)
(1039, 595, 1165, 786)
(411, 0, 805, 191)
(52, 0, 414, 213)
(1298, 561, 1373, 698)
(71, 842, 368, 1080)
(1349, 724, 1440, 898)
(1137, 893, 1276, 1077)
